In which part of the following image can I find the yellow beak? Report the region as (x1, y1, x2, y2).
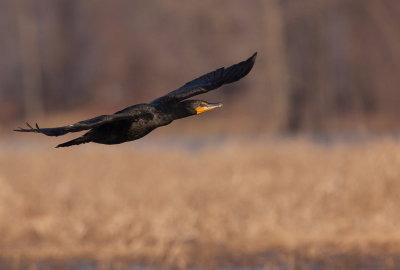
(196, 103, 223, 114)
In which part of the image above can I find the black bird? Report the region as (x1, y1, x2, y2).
(15, 53, 257, 148)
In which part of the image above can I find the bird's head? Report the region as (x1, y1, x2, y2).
(188, 100, 223, 115)
(194, 100, 223, 115)
(173, 100, 223, 119)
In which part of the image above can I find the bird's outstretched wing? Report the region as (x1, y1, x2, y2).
(14, 112, 142, 137)
(151, 52, 257, 105)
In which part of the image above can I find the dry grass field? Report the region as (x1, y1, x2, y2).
(1, 134, 400, 268)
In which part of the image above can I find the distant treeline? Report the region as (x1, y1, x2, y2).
(1, 0, 399, 131)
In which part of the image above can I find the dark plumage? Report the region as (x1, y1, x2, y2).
(15, 53, 257, 148)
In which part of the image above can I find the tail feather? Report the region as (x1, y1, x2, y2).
(56, 136, 90, 148)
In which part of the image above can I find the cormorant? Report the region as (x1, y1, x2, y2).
(15, 52, 257, 148)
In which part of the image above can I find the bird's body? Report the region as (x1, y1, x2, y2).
(87, 104, 164, 145)
(77, 104, 169, 147)
(15, 53, 256, 148)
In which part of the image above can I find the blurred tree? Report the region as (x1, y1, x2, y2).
(15, 0, 44, 117)
(261, 0, 290, 131)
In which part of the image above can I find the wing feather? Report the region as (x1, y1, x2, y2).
(151, 52, 257, 105)
(14, 112, 142, 137)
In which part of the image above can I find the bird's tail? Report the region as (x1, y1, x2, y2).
(56, 135, 90, 148)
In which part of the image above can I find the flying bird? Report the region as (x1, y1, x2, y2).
(15, 53, 257, 148)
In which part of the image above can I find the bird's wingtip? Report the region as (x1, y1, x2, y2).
(244, 52, 257, 69)
(13, 127, 27, 132)
(248, 52, 257, 63)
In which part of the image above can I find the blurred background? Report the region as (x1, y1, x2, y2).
(1, 0, 400, 133)
(1, 0, 400, 269)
